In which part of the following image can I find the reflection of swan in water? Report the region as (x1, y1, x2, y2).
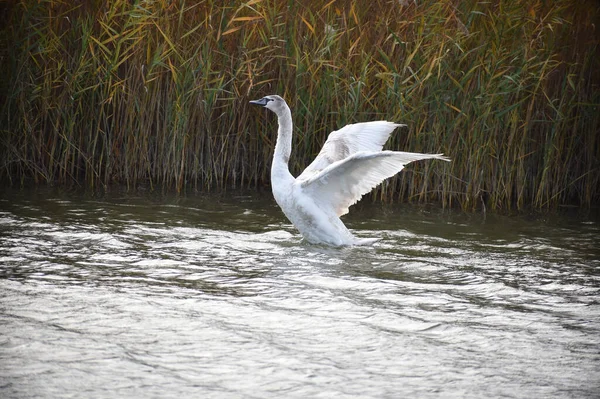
(250, 95, 450, 246)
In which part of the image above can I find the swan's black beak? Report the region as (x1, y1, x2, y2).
(249, 97, 270, 107)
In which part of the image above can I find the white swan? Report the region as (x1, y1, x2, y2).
(250, 95, 450, 246)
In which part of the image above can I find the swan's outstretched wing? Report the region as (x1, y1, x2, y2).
(297, 121, 405, 180)
(300, 151, 450, 217)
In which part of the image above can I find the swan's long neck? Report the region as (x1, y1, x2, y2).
(272, 105, 294, 182)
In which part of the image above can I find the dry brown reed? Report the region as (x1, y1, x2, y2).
(1, 0, 599, 211)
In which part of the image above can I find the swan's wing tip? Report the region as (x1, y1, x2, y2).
(376, 121, 406, 129)
(435, 154, 452, 162)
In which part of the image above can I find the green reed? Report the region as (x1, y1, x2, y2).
(1, 0, 598, 210)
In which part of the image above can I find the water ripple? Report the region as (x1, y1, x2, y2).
(1, 189, 599, 398)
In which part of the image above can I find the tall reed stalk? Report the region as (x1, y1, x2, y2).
(1, 0, 598, 210)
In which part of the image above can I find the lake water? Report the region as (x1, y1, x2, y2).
(1, 187, 599, 398)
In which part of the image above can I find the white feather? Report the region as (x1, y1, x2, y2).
(249, 94, 450, 246)
(301, 151, 450, 217)
(297, 121, 405, 180)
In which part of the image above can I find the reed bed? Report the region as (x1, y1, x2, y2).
(1, 0, 598, 211)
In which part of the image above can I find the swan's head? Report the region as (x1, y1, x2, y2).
(249, 95, 288, 115)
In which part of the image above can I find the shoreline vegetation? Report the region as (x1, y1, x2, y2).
(1, 0, 599, 211)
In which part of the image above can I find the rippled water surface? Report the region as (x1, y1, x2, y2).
(1, 188, 599, 398)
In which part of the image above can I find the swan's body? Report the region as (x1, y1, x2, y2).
(250, 95, 450, 246)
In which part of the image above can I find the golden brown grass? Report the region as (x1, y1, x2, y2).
(1, 0, 598, 211)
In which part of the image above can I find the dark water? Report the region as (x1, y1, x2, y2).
(1, 188, 599, 399)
